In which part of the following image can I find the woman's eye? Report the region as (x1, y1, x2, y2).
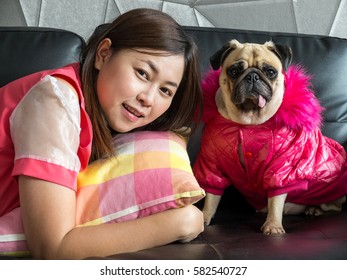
(160, 87, 173, 97)
(137, 69, 148, 80)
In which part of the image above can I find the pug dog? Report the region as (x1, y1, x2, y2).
(210, 39, 291, 126)
(193, 40, 347, 235)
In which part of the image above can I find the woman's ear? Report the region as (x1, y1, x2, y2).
(94, 38, 112, 70)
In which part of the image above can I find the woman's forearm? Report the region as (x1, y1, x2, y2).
(19, 176, 203, 259)
(56, 205, 203, 259)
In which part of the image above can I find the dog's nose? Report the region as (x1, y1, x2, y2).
(246, 72, 259, 83)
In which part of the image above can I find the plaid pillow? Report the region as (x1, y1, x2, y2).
(0, 208, 29, 257)
(76, 130, 205, 225)
(0, 131, 205, 257)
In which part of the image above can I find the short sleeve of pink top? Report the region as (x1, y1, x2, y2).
(0, 63, 92, 217)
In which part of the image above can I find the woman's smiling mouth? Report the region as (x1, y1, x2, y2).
(122, 103, 144, 120)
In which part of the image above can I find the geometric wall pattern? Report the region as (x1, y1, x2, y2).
(1, 0, 347, 40)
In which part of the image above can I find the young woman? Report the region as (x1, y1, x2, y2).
(0, 8, 204, 259)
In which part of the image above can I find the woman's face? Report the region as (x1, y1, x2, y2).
(94, 38, 185, 133)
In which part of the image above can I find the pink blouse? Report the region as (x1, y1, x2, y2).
(0, 63, 92, 217)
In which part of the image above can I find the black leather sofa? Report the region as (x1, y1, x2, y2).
(1, 25, 346, 260)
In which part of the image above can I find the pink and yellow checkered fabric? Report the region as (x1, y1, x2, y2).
(76, 131, 205, 226)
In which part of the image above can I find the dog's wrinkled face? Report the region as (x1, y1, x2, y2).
(211, 40, 292, 125)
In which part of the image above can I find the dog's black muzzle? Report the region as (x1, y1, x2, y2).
(233, 69, 273, 112)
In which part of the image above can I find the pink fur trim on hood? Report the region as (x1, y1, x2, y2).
(201, 65, 324, 131)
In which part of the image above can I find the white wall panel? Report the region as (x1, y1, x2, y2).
(196, 0, 297, 32)
(293, 0, 341, 36)
(104, 0, 121, 24)
(162, 1, 199, 26)
(115, 0, 163, 14)
(0, 0, 345, 40)
(330, 0, 347, 38)
(19, 0, 41, 26)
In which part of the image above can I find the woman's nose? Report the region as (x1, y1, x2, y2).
(137, 86, 156, 106)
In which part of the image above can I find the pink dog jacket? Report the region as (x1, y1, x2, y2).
(193, 66, 347, 210)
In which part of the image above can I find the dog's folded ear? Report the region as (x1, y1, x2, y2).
(210, 40, 240, 70)
(211, 40, 293, 72)
(210, 44, 231, 70)
(272, 43, 293, 72)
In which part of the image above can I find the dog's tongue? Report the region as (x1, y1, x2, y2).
(258, 95, 266, 108)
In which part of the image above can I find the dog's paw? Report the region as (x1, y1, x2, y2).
(261, 220, 285, 236)
(306, 196, 346, 216)
(202, 210, 215, 226)
(305, 206, 324, 216)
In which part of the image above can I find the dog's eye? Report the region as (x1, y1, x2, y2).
(265, 68, 277, 79)
(227, 67, 241, 79)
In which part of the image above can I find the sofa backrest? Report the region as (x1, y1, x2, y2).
(0, 27, 85, 88)
(1, 26, 346, 163)
(184, 26, 347, 163)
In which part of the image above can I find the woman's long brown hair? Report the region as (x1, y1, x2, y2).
(81, 8, 202, 163)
